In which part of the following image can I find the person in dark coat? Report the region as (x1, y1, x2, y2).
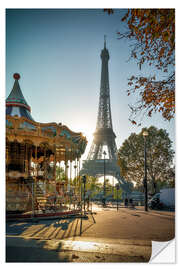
(125, 198, 128, 207)
(129, 198, 133, 208)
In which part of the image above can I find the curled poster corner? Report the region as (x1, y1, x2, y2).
(150, 239, 175, 263)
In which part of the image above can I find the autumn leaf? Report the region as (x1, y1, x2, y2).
(159, 47, 165, 57)
(128, 82, 133, 86)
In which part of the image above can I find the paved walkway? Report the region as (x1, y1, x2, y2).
(6, 235, 151, 262)
(6, 205, 175, 262)
(6, 209, 175, 241)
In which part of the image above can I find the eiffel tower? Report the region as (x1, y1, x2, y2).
(81, 38, 131, 193)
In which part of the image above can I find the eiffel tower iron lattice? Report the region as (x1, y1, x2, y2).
(81, 38, 132, 194)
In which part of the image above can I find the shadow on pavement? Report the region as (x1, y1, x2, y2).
(6, 214, 97, 241)
(6, 222, 32, 235)
(6, 237, 71, 262)
(80, 213, 96, 236)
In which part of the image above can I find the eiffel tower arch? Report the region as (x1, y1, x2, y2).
(81, 38, 132, 194)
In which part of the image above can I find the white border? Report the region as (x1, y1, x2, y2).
(1, 1, 179, 268)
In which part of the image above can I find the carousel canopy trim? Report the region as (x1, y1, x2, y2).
(6, 119, 13, 128)
(42, 126, 57, 137)
(19, 121, 37, 131)
(6, 115, 87, 156)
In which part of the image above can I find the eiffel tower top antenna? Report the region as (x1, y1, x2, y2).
(104, 35, 106, 48)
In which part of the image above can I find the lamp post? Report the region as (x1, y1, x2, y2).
(82, 175, 86, 214)
(143, 130, 148, 212)
(115, 183, 120, 211)
(103, 150, 106, 207)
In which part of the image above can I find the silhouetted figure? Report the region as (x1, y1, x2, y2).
(102, 197, 106, 207)
(124, 198, 128, 207)
(129, 198, 134, 208)
(87, 196, 90, 211)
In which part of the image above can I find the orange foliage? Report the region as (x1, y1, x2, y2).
(118, 9, 175, 123)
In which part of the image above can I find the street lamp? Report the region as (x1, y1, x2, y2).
(82, 175, 86, 214)
(103, 150, 106, 207)
(115, 183, 120, 211)
(143, 130, 148, 212)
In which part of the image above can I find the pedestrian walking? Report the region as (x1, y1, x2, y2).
(86, 196, 90, 211)
(129, 198, 134, 208)
(102, 197, 106, 207)
(124, 198, 128, 207)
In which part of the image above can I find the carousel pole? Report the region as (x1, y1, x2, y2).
(78, 156, 81, 209)
(65, 147, 67, 189)
(54, 144, 57, 206)
(29, 145, 33, 185)
(68, 148, 72, 192)
(25, 143, 29, 192)
(65, 146, 71, 209)
(65, 146, 70, 199)
(70, 150, 72, 192)
(77, 150, 81, 197)
(22, 142, 26, 192)
(74, 157, 77, 194)
(77, 157, 79, 195)
(22, 141, 25, 176)
(32, 144, 37, 219)
(6, 140, 9, 176)
(66, 147, 70, 192)
(44, 146, 47, 194)
(76, 149, 81, 209)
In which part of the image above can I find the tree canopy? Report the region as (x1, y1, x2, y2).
(117, 126, 174, 194)
(104, 9, 175, 124)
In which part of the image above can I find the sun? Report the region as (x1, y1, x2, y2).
(83, 128, 94, 144)
(79, 127, 94, 160)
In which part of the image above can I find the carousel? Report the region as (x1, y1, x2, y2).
(6, 73, 87, 216)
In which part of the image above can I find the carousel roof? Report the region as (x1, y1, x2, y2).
(6, 73, 87, 157)
(6, 73, 34, 121)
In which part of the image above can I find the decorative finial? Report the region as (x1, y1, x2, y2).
(13, 73, 20, 80)
(104, 35, 106, 48)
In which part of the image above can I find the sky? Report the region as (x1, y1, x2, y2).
(6, 8, 175, 162)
